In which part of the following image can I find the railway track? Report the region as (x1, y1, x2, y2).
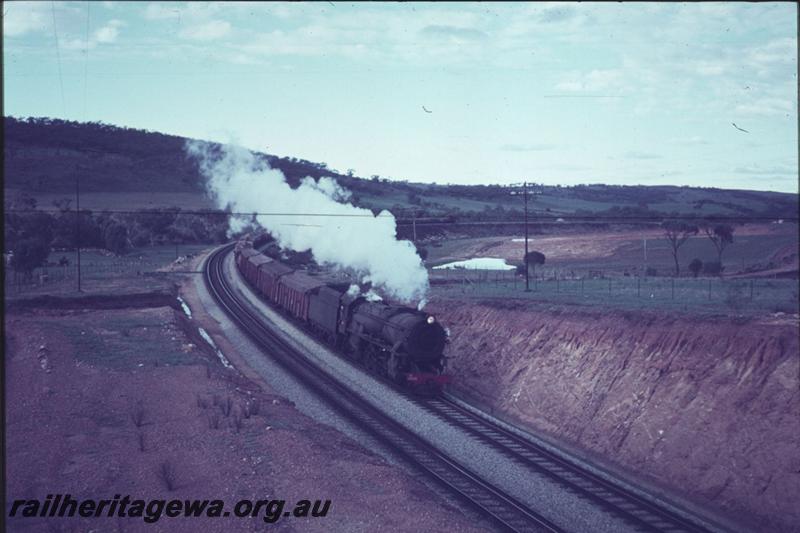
(204, 244, 563, 533)
(418, 397, 716, 533)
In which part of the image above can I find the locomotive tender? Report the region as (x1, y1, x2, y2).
(234, 240, 450, 392)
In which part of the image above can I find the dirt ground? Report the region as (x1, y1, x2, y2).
(429, 299, 800, 532)
(428, 223, 798, 277)
(5, 300, 486, 532)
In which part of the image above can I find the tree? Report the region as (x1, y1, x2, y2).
(5, 211, 54, 252)
(688, 258, 703, 278)
(703, 224, 734, 273)
(662, 221, 698, 276)
(10, 237, 51, 277)
(703, 261, 724, 276)
(104, 223, 130, 255)
(525, 251, 546, 277)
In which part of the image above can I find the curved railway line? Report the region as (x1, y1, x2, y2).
(205, 244, 562, 533)
(418, 397, 715, 533)
(204, 244, 721, 533)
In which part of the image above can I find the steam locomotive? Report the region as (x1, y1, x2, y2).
(234, 240, 450, 393)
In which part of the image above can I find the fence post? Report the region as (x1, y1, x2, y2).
(608, 278, 611, 294)
(708, 279, 711, 300)
(637, 277, 640, 298)
(581, 278, 584, 296)
(671, 278, 675, 300)
(750, 279, 754, 300)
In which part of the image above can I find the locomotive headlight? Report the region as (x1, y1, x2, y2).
(427, 316, 435, 324)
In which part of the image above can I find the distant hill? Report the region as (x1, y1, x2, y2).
(4, 116, 797, 221)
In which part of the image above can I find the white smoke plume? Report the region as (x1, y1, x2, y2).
(186, 141, 429, 304)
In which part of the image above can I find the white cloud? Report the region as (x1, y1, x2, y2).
(500, 143, 556, 152)
(747, 37, 797, 67)
(179, 20, 231, 41)
(94, 19, 124, 44)
(554, 69, 623, 93)
(624, 151, 662, 160)
(694, 61, 726, 76)
(3, 1, 49, 36)
(735, 97, 795, 117)
(143, 3, 182, 20)
(669, 136, 711, 146)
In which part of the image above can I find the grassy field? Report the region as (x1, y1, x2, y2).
(5, 244, 211, 297)
(426, 224, 798, 278)
(38, 310, 198, 370)
(431, 275, 798, 316)
(427, 224, 798, 316)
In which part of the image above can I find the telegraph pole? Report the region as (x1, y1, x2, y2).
(510, 182, 536, 292)
(75, 174, 82, 292)
(523, 181, 530, 291)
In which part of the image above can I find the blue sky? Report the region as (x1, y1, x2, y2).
(4, 1, 798, 192)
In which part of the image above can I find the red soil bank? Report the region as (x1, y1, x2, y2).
(430, 300, 800, 531)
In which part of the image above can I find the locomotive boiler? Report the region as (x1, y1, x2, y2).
(235, 241, 450, 392)
(345, 298, 447, 384)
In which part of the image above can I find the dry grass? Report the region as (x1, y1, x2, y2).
(157, 460, 178, 491)
(130, 401, 147, 428)
(221, 396, 233, 417)
(232, 411, 244, 433)
(196, 394, 210, 409)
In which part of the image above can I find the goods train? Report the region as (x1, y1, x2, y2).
(234, 240, 450, 393)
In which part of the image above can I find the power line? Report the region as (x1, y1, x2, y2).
(5, 208, 796, 224)
(50, 1, 66, 116)
(83, 1, 91, 121)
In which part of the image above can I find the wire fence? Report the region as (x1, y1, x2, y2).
(430, 267, 799, 314)
(4, 261, 165, 293)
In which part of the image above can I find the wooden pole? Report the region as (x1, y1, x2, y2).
(76, 174, 82, 292)
(524, 181, 530, 292)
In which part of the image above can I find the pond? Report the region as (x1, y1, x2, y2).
(432, 258, 517, 270)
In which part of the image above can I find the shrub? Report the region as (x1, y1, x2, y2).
(130, 401, 146, 428)
(221, 396, 233, 417)
(157, 461, 177, 491)
(688, 258, 703, 277)
(104, 222, 129, 255)
(703, 261, 724, 276)
(248, 399, 260, 416)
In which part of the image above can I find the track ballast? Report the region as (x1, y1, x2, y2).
(204, 244, 562, 533)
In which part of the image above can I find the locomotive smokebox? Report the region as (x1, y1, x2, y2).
(350, 302, 447, 360)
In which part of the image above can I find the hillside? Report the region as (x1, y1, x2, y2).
(4, 117, 798, 220)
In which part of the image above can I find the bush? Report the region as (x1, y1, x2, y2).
(10, 237, 51, 275)
(688, 258, 703, 277)
(157, 461, 177, 491)
(525, 251, 546, 266)
(645, 267, 657, 277)
(104, 222, 129, 255)
(703, 261, 724, 276)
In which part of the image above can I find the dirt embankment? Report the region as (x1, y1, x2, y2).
(5, 301, 485, 532)
(5, 289, 178, 312)
(430, 300, 800, 531)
